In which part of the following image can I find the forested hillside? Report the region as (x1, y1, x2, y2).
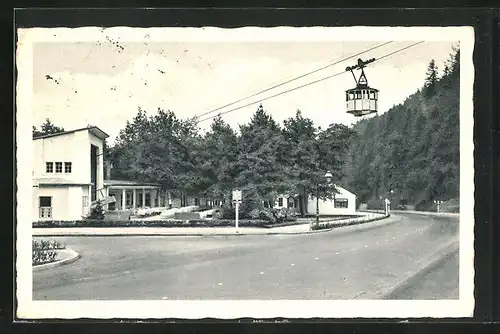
(342, 47, 460, 211)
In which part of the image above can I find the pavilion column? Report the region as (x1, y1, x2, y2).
(121, 188, 126, 210)
(133, 189, 137, 209)
(142, 188, 146, 207)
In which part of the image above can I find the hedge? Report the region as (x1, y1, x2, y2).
(311, 214, 390, 230)
(33, 219, 273, 228)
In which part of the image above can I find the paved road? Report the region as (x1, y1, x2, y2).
(33, 213, 459, 300)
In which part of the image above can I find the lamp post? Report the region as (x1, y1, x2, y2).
(316, 171, 333, 227)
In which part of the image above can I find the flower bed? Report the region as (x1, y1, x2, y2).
(32, 239, 66, 266)
(311, 214, 389, 230)
(33, 219, 272, 228)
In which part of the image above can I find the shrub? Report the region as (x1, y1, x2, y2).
(89, 201, 105, 220)
(32, 239, 66, 265)
(311, 214, 390, 230)
(33, 219, 273, 228)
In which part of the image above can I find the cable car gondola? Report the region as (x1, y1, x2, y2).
(345, 58, 378, 117)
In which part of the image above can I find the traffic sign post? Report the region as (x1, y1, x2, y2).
(385, 198, 391, 215)
(232, 190, 242, 231)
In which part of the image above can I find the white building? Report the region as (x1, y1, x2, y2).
(104, 179, 161, 211)
(32, 126, 109, 221)
(275, 185, 357, 215)
(33, 126, 166, 221)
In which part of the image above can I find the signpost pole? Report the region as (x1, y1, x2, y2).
(235, 201, 239, 230)
(232, 189, 242, 233)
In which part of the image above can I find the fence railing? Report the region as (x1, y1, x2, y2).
(39, 207, 52, 219)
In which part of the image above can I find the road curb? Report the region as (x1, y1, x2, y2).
(377, 239, 459, 299)
(32, 229, 333, 237)
(391, 210, 459, 218)
(32, 248, 80, 271)
(32, 215, 391, 237)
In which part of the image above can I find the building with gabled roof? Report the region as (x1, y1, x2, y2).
(33, 126, 109, 220)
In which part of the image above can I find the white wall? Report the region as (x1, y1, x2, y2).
(33, 185, 89, 221)
(33, 130, 100, 185)
(32, 129, 106, 220)
(33, 186, 68, 220)
(306, 196, 356, 215)
(276, 187, 357, 215)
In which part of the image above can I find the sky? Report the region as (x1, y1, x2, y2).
(28, 27, 458, 145)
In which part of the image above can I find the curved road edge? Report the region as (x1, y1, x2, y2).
(32, 213, 391, 237)
(378, 238, 459, 299)
(33, 248, 80, 272)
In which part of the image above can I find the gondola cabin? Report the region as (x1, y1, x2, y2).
(345, 58, 379, 117)
(345, 86, 379, 117)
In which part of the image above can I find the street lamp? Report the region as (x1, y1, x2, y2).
(316, 171, 333, 227)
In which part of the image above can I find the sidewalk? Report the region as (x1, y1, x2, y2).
(32, 212, 388, 237)
(32, 223, 314, 237)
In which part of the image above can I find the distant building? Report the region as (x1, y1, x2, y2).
(104, 179, 161, 211)
(32, 126, 109, 221)
(275, 185, 357, 215)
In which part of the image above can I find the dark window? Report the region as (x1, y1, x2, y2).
(194, 198, 200, 205)
(64, 162, 72, 173)
(349, 92, 355, 100)
(46, 162, 53, 173)
(39, 196, 52, 207)
(55, 162, 63, 173)
(355, 90, 361, 99)
(278, 198, 283, 207)
(334, 199, 348, 208)
(39, 196, 52, 218)
(145, 193, 151, 207)
(90, 144, 98, 201)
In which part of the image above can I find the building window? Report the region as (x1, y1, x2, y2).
(126, 192, 133, 207)
(39, 196, 52, 218)
(64, 162, 72, 173)
(82, 196, 89, 207)
(145, 193, 151, 207)
(46, 162, 53, 173)
(55, 162, 63, 173)
(278, 198, 283, 207)
(334, 198, 348, 208)
(194, 198, 200, 206)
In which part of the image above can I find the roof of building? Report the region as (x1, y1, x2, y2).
(104, 179, 160, 187)
(277, 185, 355, 198)
(33, 126, 109, 141)
(33, 178, 92, 186)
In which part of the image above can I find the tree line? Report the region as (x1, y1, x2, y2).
(342, 46, 460, 210)
(108, 105, 356, 215)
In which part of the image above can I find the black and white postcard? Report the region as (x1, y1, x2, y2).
(16, 26, 475, 319)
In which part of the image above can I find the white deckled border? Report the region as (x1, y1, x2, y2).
(16, 26, 475, 319)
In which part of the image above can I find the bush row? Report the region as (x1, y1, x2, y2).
(32, 239, 65, 266)
(215, 207, 298, 223)
(33, 219, 273, 228)
(311, 214, 390, 230)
